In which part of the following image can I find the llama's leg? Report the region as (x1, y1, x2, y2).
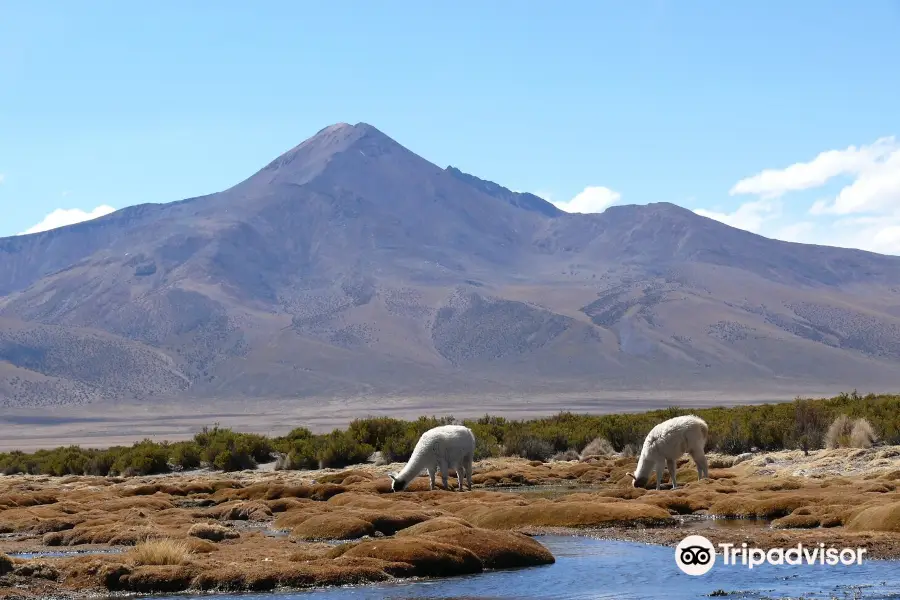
(655, 462, 663, 490)
(694, 451, 709, 480)
(465, 454, 474, 490)
(456, 461, 464, 491)
(439, 459, 450, 490)
(667, 458, 678, 489)
(428, 468, 436, 490)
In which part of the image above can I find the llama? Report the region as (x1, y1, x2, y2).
(626, 415, 709, 490)
(388, 425, 476, 492)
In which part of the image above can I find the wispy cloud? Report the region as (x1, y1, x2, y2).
(694, 198, 781, 234)
(730, 137, 897, 200)
(703, 135, 900, 255)
(551, 186, 621, 214)
(20, 205, 116, 235)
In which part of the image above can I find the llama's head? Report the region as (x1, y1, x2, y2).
(388, 473, 407, 492)
(626, 471, 648, 488)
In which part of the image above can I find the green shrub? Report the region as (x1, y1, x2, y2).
(463, 421, 502, 460)
(347, 417, 408, 449)
(380, 430, 419, 463)
(111, 440, 170, 476)
(192, 425, 274, 472)
(86, 451, 117, 476)
(3, 391, 900, 475)
(316, 430, 374, 469)
(168, 442, 202, 471)
(504, 433, 554, 461)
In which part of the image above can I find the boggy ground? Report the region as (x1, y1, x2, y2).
(2, 447, 900, 598)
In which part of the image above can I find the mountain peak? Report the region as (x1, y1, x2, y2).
(248, 122, 398, 186)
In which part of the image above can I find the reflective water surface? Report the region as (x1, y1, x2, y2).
(159, 534, 900, 600)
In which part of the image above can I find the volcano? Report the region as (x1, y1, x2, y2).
(3, 122, 900, 410)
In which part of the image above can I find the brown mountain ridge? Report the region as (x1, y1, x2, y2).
(2, 122, 900, 409)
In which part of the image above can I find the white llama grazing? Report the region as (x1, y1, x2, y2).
(388, 425, 476, 492)
(626, 415, 709, 490)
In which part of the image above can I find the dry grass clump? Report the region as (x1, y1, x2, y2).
(710, 493, 819, 520)
(772, 505, 846, 529)
(551, 450, 580, 462)
(350, 510, 434, 535)
(187, 522, 239, 542)
(423, 528, 555, 569)
(825, 414, 854, 449)
(127, 538, 192, 566)
(845, 502, 900, 532)
(339, 537, 483, 577)
(580, 437, 615, 458)
(204, 500, 273, 521)
(453, 499, 672, 529)
(825, 415, 879, 449)
(396, 516, 475, 536)
(851, 419, 878, 449)
(292, 514, 376, 541)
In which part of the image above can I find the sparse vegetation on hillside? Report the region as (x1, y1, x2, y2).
(1, 391, 899, 478)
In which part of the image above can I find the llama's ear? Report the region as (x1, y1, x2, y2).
(387, 473, 396, 481)
(626, 472, 635, 479)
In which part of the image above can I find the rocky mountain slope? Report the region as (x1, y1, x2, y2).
(3, 122, 900, 408)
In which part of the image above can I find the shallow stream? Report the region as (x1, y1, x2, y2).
(158, 535, 900, 600)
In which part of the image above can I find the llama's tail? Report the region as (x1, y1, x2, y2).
(697, 418, 709, 450)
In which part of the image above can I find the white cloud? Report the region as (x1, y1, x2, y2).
(810, 148, 900, 216)
(774, 221, 817, 244)
(721, 135, 900, 255)
(552, 186, 621, 213)
(19, 205, 116, 235)
(730, 136, 897, 199)
(694, 199, 780, 233)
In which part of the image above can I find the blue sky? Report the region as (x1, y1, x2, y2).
(2, 1, 899, 252)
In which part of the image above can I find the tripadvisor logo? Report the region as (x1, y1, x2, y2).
(675, 535, 867, 575)
(676, 535, 716, 575)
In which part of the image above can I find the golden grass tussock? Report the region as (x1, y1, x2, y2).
(580, 436, 615, 458)
(845, 502, 900, 532)
(339, 537, 484, 577)
(187, 522, 240, 542)
(851, 418, 879, 449)
(424, 528, 555, 569)
(203, 500, 273, 521)
(0, 491, 58, 509)
(708, 493, 818, 520)
(326, 492, 421, 511)
(213, 482, 346, 502)
(316, 469, 377, 485)
(103, 564, 197, 593)
(453, 500, 673, 529)
(396, 516, 475, 536)
(292, 514, 376, 541)
(348, 509, 435, 535)
(272, 504, 332, 529)
(127, 538, 192, 566)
